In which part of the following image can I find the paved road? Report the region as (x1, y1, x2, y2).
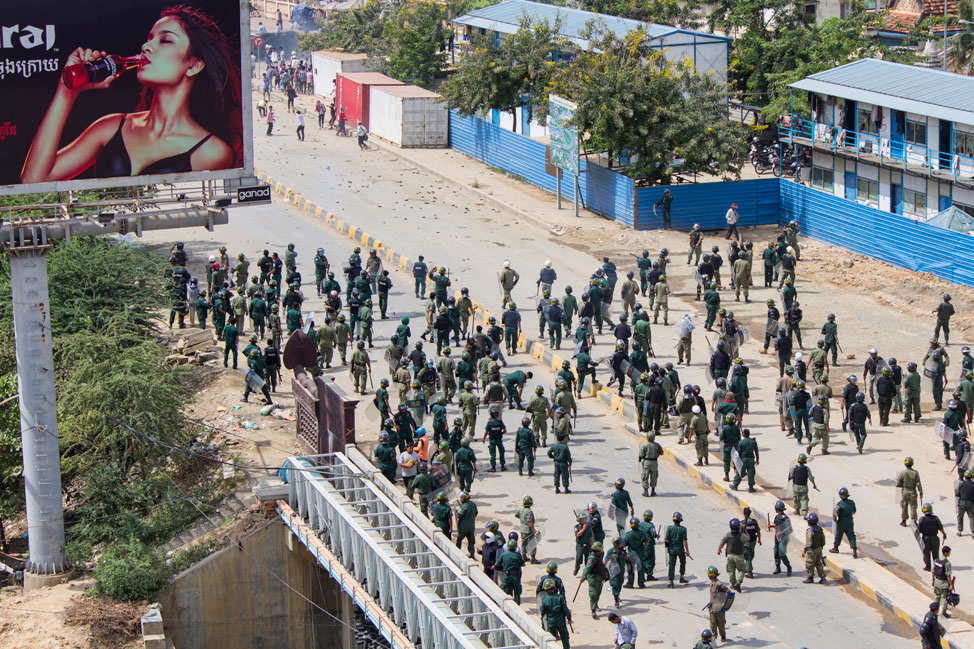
(247, 94, 974, 625)
(140, 196, 918, 648)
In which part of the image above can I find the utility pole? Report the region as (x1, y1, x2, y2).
(1, 207, 232, 590)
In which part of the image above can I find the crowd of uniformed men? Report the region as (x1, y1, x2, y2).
(166, 218, 971, 648)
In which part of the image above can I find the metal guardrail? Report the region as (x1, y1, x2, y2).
(781, 113, 974, 183)
(282, 453, 538, 649)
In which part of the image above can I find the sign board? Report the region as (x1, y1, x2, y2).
(253, 35, 264, 48)
(237, 184, 271, 204)
(0, 0, 253, 196)
(548, 94, 578, 177)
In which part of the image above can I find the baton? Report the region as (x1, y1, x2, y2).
(837, 341, 844, 354)
(368, 365, 374, 389)
(568, 620, 576, 634)
(572, 579, 584, 602)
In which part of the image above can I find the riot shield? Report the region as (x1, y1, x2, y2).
(303, 312, 316, 335)
(938, 422, 956, 446)
(407, 391, 426, 427)
(737, 327, 751, 347)
(693, 268, 704, 287)
(608, 558, 623, 579)
(385, 347, 399, 375)
(671, 314, 695, 340)
(912, 521, 925, 551)
(766, 318, 779, 338)
(774, 515, 793, 542)
(525, 528, 543, 556)
(425, 465, 456, 506)
(705, 337, 715, 383)
(924, 356, 939, 382)
(628, 552, 642, 575)
(731, 448, 744, 475)
(607, 503, 628, 531)
(717, 588, 736, 612)
(245, 369, 266, 391)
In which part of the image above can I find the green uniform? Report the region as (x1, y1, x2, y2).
(454, 446, 476, 492)
(458, 390, 479, 439)
(721, 530, 748, 587)
(732, 436, 759, 490)
(526, 394, 551, 445)
(515, 426, 537, 474)
(335, 321, 351, 364)
(804, 523, 827, 579)
(351, 348, 370, 393)
(605, 545, 625, 600)
(664, 523, 688, 582)
(223, 322, 238, 368)
(708, 579, 730, 640)
(934, 557, 952, 614)
(548, 441, 572, 491)
(496, 548, 525, 603)
(455, 499, 478, 555)
(833, 497, 857, 551)
(704, 288, 720, 329)
(374, 442, 397, 483)
(611, 488, 634, 534)
(904, 370, 922, 422)
(719, 423, 741, 479)
(638, 437, 662, 493)
(935, 301, 955, 343)
(896, 467, 922, 523)
(634, 382, 650, 432)
(286, 307, 302, 334)
(638, 520, 658, 580)
(691, 414, 710, 462)
(432, 501, 452, 537)
(411, 471, 434, 517)
(517, 505, 537, 558)
(821, 321, 838, 364)
(541, 593, 572, 649)
(624, 527, 648, 588)
(581, 550, 607, 613)
(574, 520, 592, 574)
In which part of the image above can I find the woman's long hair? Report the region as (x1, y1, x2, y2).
(138, 4, 243, 166)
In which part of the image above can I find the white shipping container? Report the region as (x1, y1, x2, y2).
(311, 51, 376, 98)
(369, 86, 449, 148)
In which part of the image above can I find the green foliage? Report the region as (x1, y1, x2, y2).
(578, 0, 701, 28)
(441, 18, 566, 130)
(308, 0, 387, 55)
(552, 26, 746, 182)
(708, 0, 911, 118)
(92, 540, 169, 602)
(381, 3, 451, 88)
(0, 374, 21, 519)
(298, 1, 451, 86)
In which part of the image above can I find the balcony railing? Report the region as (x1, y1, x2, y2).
(781, 114, 974, 183)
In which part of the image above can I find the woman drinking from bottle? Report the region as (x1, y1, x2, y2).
(22, 5, 241, 182)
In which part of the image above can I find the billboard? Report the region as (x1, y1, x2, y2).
(548, 94, 578, 177)
(0, 0, 252, 196)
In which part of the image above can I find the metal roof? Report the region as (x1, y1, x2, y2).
(789, 58, 974, 125)
(453, 0, 726, 47)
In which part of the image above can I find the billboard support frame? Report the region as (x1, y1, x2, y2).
(0, 0, 255, 198)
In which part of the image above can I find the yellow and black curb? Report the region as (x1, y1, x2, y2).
(255, 169, 965, 646)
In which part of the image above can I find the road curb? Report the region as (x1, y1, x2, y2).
(254, 168, 967, 647)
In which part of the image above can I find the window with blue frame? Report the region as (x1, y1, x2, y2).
(903, 188, 926, 215)
(905, 120, 927, 147)
(856, 178, 878, 205)
(811, 165, 834, 191)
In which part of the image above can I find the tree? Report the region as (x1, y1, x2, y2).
(552, 25, 746, 181)
(578, 0, 702, 28)
(300, 0, 387, 55)
(381, 3, 451, 88)
(440, 19, 566, 131)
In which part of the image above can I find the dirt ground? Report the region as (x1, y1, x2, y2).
(554, 222, 971, 367)
(0, 354, 300, 649)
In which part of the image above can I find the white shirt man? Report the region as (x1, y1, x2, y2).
(257, 22, 268, 34)
(725, 204, 739, 225)
(609, 613, 637, 647)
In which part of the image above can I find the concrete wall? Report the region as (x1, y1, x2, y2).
(159, 521, 353, 649)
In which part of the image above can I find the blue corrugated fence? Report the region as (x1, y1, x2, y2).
(448, 112, 974, 288)
(779, 181, 974, 287)
(635, 179, 780, 231)
(449, 111, 634, 225)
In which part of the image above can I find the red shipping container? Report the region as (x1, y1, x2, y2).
(335, 72, 405, 130)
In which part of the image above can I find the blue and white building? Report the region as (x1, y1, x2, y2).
(782, 58, 974, 219)
(451, 0, 729, 136)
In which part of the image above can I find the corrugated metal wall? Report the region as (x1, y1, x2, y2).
(779, 181, 974, 287)
(634, 179, 780, 231)
(449, 111, 634, 225)
(449, 112, 974, 288)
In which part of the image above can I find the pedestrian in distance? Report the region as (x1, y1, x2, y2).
(265, 104, 274, 135)
(295, 110, 305, 141)
(356, 120, 369, 151)
(724, 202, 740, 242)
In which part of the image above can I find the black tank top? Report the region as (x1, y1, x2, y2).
(95, 115, 212, 177)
